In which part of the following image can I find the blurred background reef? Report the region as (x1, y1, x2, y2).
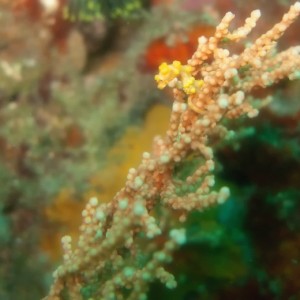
(0, 0, 300, 299)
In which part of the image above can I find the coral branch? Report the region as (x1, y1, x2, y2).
(44, 3, 300, 299)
